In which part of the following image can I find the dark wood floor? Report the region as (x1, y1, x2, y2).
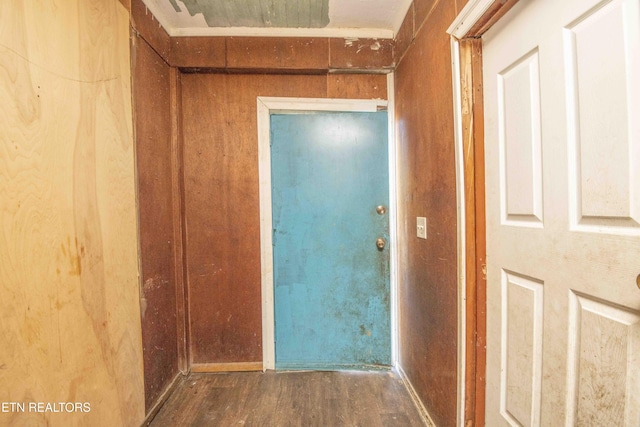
(149, 370, 426, 426)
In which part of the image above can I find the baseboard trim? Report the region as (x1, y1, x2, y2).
(191, 362, 263, 373)
(141, 371, 185, 426)
(396, 364, 437, 427)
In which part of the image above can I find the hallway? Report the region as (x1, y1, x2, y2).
(1, 1, 466, 425)
(149, 370, 426, 426)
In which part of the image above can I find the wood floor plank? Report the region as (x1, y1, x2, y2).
(150, 370, 426, 426)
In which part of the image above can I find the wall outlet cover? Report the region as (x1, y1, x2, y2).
(417, 217, 427, 239)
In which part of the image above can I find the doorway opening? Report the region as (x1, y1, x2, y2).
(256, 97, 397, 371)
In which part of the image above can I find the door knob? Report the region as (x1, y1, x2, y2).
(376, 205, 387, 215)
(376, 238, 386, 250)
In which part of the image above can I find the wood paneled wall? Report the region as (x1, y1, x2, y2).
(393, 0, 469, 425)
(170, 37, 394, 72)
(130, 0, 390, 410)
(131, 34, 183, 411)
(181, 73, 387, 367)
(0, 1, 144, 426)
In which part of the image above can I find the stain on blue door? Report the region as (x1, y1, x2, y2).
(271, 111, 390, 370)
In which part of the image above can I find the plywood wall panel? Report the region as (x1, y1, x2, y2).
(226, 37, 329, 72)
(119, 0, 131, 11)
(456, 0, 471, 13)
(167, 36, 397, 72)
(170, 37, 226, 69)
(0, 1, 144, 426)
(414, 0, 438, 30)
(329, 38, 394, 71)
(132, 34, 180, 412)
(326, 74, 387, 99)
(181, 73, 387, 364)
(394, 1, 459, 426)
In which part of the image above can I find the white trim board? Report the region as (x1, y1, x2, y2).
(257, 97, 391, 371)
(450, 37, 467, 427)
(386, 73, 399, 368)
(447, 0, 497, 39)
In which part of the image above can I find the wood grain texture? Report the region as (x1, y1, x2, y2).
(459, 40, 476, 426)
(326, 73, 387, 99)
(132, 34, 180, 412)
(141, 372, 183, 427)
(130, 0, 171, 62)
(150, 371, 425, 426)
(226, 37, 329, 72)
(329, 38, 394, 71)
(470, 39, 487, 427)
(169, 67, 189, 375)
(394, 1, 459, 426)
(119, 0, 131, 11)
(456, 0, 471, 14)
(0, 1, 144, 426)
(459, 38, 488, 427)
(180, 74, 326, 365)
(180, 73, 387, 365)
(170, 37, 226, 69)
(414, 0, 438, 33)
(165, 35, 396, 72)
(394, 3, 415, 67)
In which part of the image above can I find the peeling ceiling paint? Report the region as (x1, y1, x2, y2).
(142, 0, 413, 38)
(170, 0, 330, 28)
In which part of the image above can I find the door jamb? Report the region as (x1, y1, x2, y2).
(256, 96, 393, 371)
(448, 1, 520, 425)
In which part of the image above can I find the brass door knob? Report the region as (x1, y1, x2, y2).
(376, 238, 386, 250)
(376, 205, 387, 215)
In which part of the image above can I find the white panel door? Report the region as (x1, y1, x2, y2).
(483, 0, 640, 425)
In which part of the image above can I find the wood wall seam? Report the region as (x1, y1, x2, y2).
(393, 3, 416, 69)
(140, 372, 185, 426)
(168, 36, 394, 73)
(130, 0, 171, 63)
(414, 0, 443, 47)
(132, 30, 180, 412)
(170, 67, 189, 375)
(118, 0, 131, 12)
(396, 366, 437, 427)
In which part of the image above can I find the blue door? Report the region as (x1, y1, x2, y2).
(271, 111, 390, 370)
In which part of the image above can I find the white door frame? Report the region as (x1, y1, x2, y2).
(448, 1, 516, 425)
(257, 91, 397, 370)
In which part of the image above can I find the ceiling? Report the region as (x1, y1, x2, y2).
(141, 0, 413, 38)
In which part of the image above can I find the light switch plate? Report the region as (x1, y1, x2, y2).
(417, 217, 427, 239)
